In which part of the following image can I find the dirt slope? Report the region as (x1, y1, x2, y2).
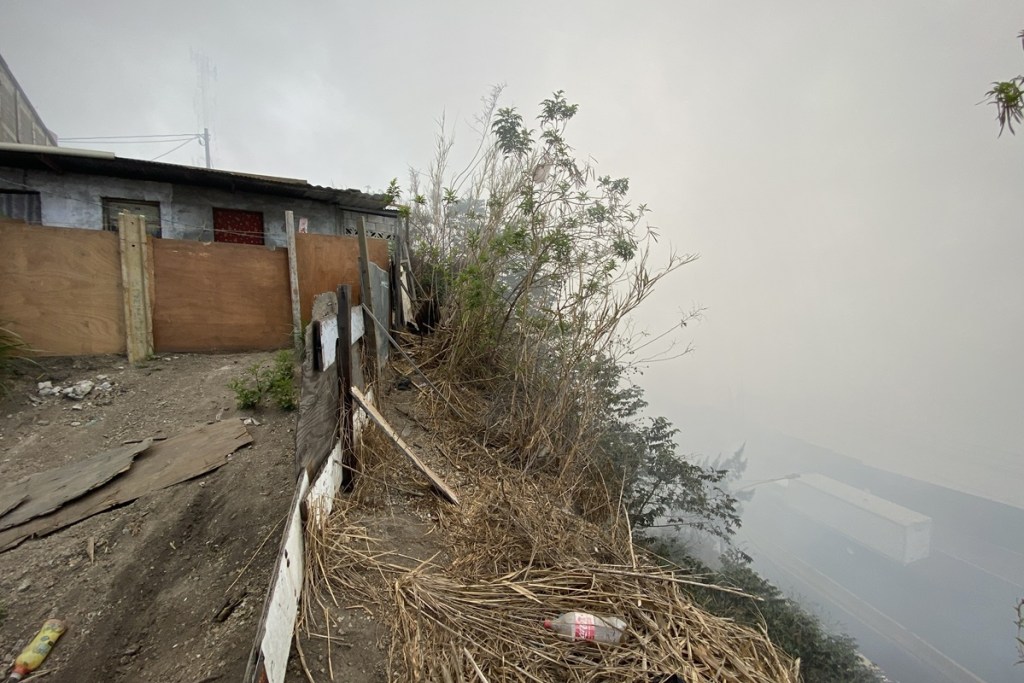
(0, 352, 295, 682)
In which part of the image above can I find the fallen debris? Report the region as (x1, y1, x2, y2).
(0, 420, 253, 553)
(37, 377, 115, 400)
(0, 439, 152, 532)
(8, 618, 66, 681)
(351, 386, 459, 505)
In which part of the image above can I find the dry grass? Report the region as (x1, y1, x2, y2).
(391, 565, 799, 683)
(300, 380, 800, 683)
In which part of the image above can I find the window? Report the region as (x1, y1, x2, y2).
(103, 198, 161, 238)
(0, 191, 41, 223)
(212, 207, 264, 245)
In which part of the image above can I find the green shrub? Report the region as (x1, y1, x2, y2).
(228, 351, 297, 411)
(267, 350, 297, 411)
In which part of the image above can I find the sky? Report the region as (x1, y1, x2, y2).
(3, 0, 1023, 504)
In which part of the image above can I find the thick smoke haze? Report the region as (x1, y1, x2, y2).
(5, 3, 1024, 681)
(3, 2, 1022, 498)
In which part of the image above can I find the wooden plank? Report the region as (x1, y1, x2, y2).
(0, 222, 125, 355)
(351, 387, 459, 505)
(0, 420, 252, 552)
(294, 232, 388, 323)
(390, 231, 405, 329)
(285, 211, 303, 356)
(245, 471, 308, 683)
(151, 239, 292, 352)
(356, 217, 378, 373)
(118, 212, 154, 363)
(0, 439, 151, 531)
(295, 320, 339, 479)
(337, 285, 355, 483)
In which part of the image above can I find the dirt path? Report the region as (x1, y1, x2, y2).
(0, 352, 295, 682)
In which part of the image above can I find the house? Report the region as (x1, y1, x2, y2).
(0, 52, 57, 147)
(0, 143, 399, 244)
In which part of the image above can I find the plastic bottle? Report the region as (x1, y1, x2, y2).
(8, 619, 66, 682)
(543, 611, 626, 644)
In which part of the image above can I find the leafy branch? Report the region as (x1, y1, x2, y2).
(984, 30, 1024, 135)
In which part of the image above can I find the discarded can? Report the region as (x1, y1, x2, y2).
(8, 618, 66, 681)
(543, 611, 626, 644)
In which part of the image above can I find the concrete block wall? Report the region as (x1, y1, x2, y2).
(0, 166, 397, 246)
(0, 168, 172, 229)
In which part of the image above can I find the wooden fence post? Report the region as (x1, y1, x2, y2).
(117, 212, 153, 363)
(337, 285, 357, 484)
(356, 217, 378, 375)
(285, 210, 303, 357)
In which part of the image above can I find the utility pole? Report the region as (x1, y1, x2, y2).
(202, 127, 211, 169)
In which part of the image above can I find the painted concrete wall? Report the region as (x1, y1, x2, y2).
(0, 166, 398, 246)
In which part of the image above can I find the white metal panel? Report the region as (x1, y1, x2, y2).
(306, 441, 342, 527)
(318, 317, 338, 369)
(351, 307, 364, 343)
(258, 471, 309, 683)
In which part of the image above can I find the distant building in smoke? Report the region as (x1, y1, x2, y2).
(0, 51, 57, 146)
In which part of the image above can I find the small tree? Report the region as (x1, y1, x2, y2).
(591, 359, 740, 541)
(983, 30, 1024, 135)
(400, 87, 695, 479)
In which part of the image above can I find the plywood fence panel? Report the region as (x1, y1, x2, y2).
(152, 239, 292, 352)
(295, 233, 388, 323)
(0, 222, 125, 355)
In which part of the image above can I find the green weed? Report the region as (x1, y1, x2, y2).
(228, 350, 297, 411)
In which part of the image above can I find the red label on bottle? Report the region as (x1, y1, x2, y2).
(574, 614, 596, 640)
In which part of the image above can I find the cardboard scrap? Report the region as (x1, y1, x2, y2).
(0, 419, 252, 553)
(0, 439, 152, 532)
(0, 493, 27, 519)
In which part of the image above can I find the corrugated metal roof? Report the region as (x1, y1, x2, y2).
(0, 144, 396, 214)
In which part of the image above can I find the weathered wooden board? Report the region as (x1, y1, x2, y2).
(0, 420, 252, 552)
(0, 222, 125, 355)
(118, 213, 154, 363)
(294, 232, 388, 323)
(295, 321, 339, 479)
(351, 387, 459, 505)
(0, 439, 152, 532)
(152, 239, 292, 352)
(245, 471, 308, 683)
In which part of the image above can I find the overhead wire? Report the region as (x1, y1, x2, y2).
(151, 138, 199, 161)
(58, 133, 203, 141)
(56, 138, 201, 145)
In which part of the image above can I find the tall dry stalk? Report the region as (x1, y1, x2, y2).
(402, 87, 695, 482)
